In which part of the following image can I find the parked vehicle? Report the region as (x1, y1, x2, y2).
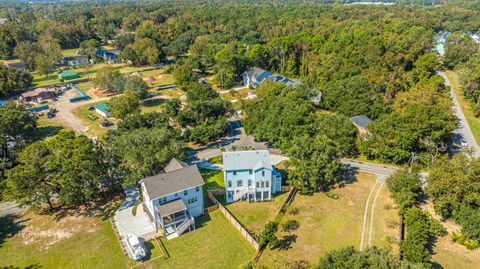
(100, 119, 113, 127)
(461, 140, 469, 147)
(47, 111, 55, 118)
(124, 234, 146, 261)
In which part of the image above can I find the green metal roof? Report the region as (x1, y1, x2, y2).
(94, 102, 109, 113)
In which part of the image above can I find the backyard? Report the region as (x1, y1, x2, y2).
(0, 208, 133, 269)
(71, 101, 118, 138)
(257, 172, 400, 268)
(446, 70, 480, 144)
(152, 210, 255, 269)
(225, 192, 289, 235)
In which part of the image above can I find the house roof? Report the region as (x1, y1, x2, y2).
(3, 61, 26, 70)
(63, 55, 88, 62)
(142, 164, 204, 200)
(94, 102, 109, 113)
(223, 150, 272, 171)
(164, 158, 188, 172)
(156, 199, 187, 216)
(350, 115, 372, 129)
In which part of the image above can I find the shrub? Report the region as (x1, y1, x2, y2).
(451, 231, 479, 250)
(281, 219, 300, 232)
(325, 191, 339, 199)
(258, 221, 279, 249)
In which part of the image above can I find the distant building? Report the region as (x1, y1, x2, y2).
(3, 61, 27, 72)
(95, 49, 120, 64)
(61, 55, 89, 67)
(140, 158, 204, 239)
(58, 71, 80, 81)
(242, 67, 302, 89)
(93, 102, 110, 118)
(21, 89, 55, 104)
(350, 115, 372, 133)
(223, 150, 282, 203)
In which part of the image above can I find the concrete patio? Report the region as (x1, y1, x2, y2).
(113, 186, 156, 240)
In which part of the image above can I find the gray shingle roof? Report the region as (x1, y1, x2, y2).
(223, 150, 272, 171)
(350, 115, 372, 129)
(156, 199, 187, 216)
(164, 158, 188, 172)
(143, 164, 204, 199)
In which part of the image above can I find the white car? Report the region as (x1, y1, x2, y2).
(124, 234, 146, 261)
(461, 140, 469, 147)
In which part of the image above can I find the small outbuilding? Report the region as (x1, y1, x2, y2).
(58, 71, 80, 81)
(349, 115, 372, 133)
(93, 102, 110, 118)
(3, 61, 27, 72)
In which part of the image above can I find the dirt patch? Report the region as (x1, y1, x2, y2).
(92, 88, 117, 98)
(18, 214, 99, 251)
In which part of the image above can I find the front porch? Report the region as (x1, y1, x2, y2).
(156, 199, 195, 240)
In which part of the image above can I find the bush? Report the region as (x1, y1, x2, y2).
(258, 221, 279, 249)
(451, 231, 479, 250)
(325, 190, 339, 199)
(281, 219, 300, 232)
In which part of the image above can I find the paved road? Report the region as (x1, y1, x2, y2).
(0, 201, 24, 216)
(437, 71, 480, 157)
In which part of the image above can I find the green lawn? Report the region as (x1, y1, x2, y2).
(258, 172, 400, 267)
(31, 64, 155, 88)
(208, 156, 223, 165)
(153, 211, 255, 268)
(137, 69, 175, 87)
(141, 97, 167, 113)
(432, 233, 480, 269)
(72, 101, 118, 138)
(0, 211, 133, 269)
(199, 169, 225, 207)
(225, 192, 289, 235)
(446, 70, 480, 144)
(62, 48, 80, 57)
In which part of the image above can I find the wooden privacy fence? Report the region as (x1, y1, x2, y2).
(207, 190, 260, 250)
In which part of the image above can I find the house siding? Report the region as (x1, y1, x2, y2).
(224, 167, 280, 203)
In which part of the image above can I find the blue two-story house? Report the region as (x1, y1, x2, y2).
(141, 158, 204, 239)
(223, 150, 282, 203)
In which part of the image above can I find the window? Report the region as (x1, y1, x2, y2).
(266, 181, 269, 188)
(237, 180, 243, 187)
(184, 190, 188, 196)
(249, 170, 253, 175)
(196, 186, 200, 192)
(161, 197, 167, 203)
(228, 181, 232, 188)
(262, 171, 265, 177)
(248, 180, 252, 187)
(194, 197, 197, 202)
(233, 171, 237, 176)
(261, 182, 265, 188)
(175, 193, 178, 197)
(256, 182, 259, 188)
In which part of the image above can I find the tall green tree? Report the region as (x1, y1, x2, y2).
(288, 135, 343, 193)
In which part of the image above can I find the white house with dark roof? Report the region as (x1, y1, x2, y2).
(223, 150, 282, 203)
(140, 158, 204, 239)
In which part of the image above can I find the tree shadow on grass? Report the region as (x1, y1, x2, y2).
(142, 98, 166, 108)
(2, 264, 42, 269)
(194, 213, 212, 229)
(0, 214, 28, 248)
(30, 125, 64, 141)
(275, 234, 297, 250)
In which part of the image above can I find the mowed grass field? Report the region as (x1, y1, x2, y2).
(71, 101, 118, 138)
(225, 192, 289, 235)
(153, 210, 255, 269)
(446, 70, 480, 144)
(0, 211, 133, 269)
(257, 172, 400, 268)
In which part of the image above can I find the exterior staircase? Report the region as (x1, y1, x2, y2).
(233, 186, 251, 202)
(166, 215, 194, 240)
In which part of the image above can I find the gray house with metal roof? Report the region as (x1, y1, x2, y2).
(243, 67, 302, 89)
(223, 150, 282, 203)
(140, 158, 204, 239)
